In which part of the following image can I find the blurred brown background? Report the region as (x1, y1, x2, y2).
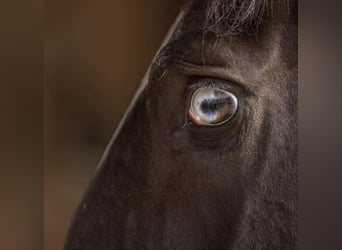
(45, 1, 183, 249)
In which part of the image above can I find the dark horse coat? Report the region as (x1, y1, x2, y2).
(65, 0, 298, 249)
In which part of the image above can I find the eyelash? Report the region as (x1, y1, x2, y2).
(186, 77, 236, 92)
(186, 76, 254, 99)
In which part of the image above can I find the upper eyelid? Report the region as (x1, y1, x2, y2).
(186, 78, 235, 90)
(169, 60, 254, 95)
(186, 77, 253, 97)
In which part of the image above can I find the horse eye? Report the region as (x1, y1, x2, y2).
(188, 87, 238, 126)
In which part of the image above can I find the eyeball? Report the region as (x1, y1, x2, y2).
(188, 87, 238, 126)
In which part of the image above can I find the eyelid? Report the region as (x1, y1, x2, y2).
(172, 59, 254, 95)
(186, 77, 233, 89)
(186, 77, 249, 97)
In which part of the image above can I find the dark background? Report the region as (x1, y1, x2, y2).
(0, 0, 342, 249)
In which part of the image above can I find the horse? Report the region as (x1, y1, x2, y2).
(65, 0, 297, 249)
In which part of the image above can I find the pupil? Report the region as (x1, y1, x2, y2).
(200, 99, 221, 115)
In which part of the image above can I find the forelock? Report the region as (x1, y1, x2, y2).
(185, 0, 274, 36)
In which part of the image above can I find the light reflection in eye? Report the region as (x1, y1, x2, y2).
(188, 87, 238, 126)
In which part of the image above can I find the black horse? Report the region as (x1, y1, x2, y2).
(65, 0, 297, 249)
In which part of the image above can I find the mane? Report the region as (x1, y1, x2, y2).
(185, 0, 270, 35)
